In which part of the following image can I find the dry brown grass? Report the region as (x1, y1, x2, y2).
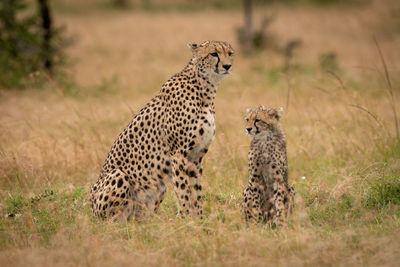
(1, 1, 400, 266)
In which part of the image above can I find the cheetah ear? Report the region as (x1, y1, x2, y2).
(187, 43, 199, 52)
(246, 108, 252, 114)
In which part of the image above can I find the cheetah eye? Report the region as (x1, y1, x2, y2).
(210, 52, 218, 57)
(228, 51, 233, 56)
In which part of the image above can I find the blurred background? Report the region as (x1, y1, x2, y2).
(1, 0, 399, 90)
(0, 1, 400, 266)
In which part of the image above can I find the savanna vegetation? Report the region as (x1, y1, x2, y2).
(0, 0, 399, 266)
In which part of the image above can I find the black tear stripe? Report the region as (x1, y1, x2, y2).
(215, 54, 220, 74)
(254, 121, 259, 134)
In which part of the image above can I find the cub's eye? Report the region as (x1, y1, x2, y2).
(254, 119, 260, 123)
(210, 52, 218, 57)
(245, 118, 249, 122)
(228, 51, 233, 56)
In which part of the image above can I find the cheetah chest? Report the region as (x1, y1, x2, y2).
(190, 109, 215, 160)
(200, 110, 215, 148)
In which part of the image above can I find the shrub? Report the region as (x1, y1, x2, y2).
(319, 52, 339, 72)
(364, 176, 400, 210)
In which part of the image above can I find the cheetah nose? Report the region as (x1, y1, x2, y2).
(246, 127, 252, 133)
(223, 64, 231, 71)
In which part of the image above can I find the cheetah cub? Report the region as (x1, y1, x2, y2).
(241, 106, 295, 227)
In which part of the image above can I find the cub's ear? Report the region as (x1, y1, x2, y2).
(246, 108, 252, 114)
(187, 43, 198, 52)
(277, 107, 284, 119)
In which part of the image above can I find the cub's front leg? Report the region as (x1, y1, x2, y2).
(242, 181, 264, 224)
(270, 172, 291, 227)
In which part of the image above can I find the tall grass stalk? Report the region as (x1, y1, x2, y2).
(348, 104, 389, 137)
(374, 37, 399, 141)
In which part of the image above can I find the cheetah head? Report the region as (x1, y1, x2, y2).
(245, 106, 283, 136)
(188, 40, 234, 81)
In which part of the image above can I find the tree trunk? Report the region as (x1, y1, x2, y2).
(38, 0, 52, 72)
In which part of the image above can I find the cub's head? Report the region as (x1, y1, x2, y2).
(188, 40, 234, 81)
(245, 106, 283, 137)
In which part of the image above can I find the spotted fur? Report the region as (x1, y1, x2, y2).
(241, 106, 295, 227)
(89, 40, 234, 220)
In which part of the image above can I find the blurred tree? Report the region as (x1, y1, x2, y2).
(237, 0, 254, 52)
(237, 0, 278, 52)
(238, 0, 280, 53)
(0, 0, 65, 89)
(283, 39, 302, 71)
(113, 0, 130, 7)
(112, 0, 153, 9)
(237, 0, 302, 70)
(243, 0, 253, 50)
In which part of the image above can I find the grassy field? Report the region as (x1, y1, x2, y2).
(1, 0, 400, 266)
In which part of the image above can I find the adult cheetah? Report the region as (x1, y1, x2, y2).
(241, 106, 295, 227)
(90, 40, 234, 220)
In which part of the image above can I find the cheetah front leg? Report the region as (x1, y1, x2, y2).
(241, 181, 264, 224)
(270, 172, 290, 227)
(172, 155, 201, 217)
(285, 183, 296, 217)
(191, 160, 204, 217)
